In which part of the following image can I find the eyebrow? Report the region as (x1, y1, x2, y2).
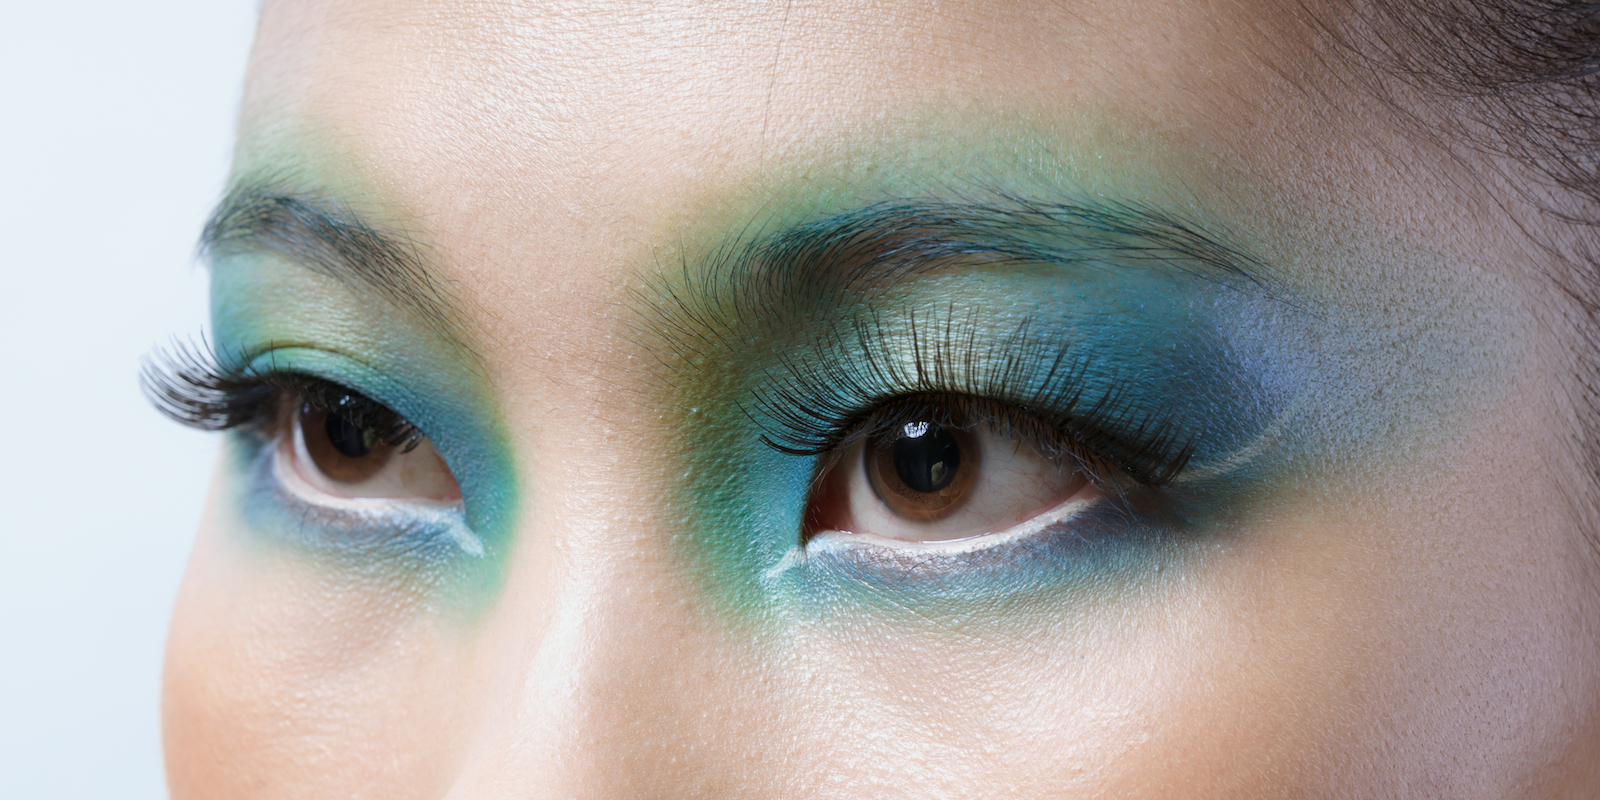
(654, 193, 1272, 350)
(201, 181, 470, 351)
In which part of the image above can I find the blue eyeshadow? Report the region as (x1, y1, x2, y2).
(206, 252, 521, 605)
(766, 265, 1307, 490)
(228, 433, 483, 576)
(659, 260, 1310, 622)
(776, 502, 1180, 612)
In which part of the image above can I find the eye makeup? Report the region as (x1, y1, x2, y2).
(765, 281, 1294, 599)
(642, 186, 1446, 625)
(750, 272, 1296, 492)
(147, 344, 481, 562)
(151, 215, 520, 606)
(167, 128, 1511, 630)
(244, 431, 483, 566)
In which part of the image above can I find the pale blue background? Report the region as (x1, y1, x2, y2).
(0, 2, 259, 797)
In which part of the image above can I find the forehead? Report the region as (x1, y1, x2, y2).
(236, 0, 1355, 262)
(231, 0, 1520, 397)
(246, 0, 1311, 136)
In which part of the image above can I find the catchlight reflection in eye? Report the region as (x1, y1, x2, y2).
(807, 409, 1101, 544)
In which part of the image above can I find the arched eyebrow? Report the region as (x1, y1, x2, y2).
(658, 195, 1272, 343)
(200, 182, 471, 352)
(764, 195, 1267, 289)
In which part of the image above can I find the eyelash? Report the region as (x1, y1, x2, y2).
(144, 311, 1196, 497)
(140, 341, 422, 451)
(749, 313, 1198, 487)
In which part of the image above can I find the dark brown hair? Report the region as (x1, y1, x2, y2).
(1344, 2, 1600, 528)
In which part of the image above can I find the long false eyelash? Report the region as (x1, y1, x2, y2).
(749, 311, 1197, 487)
(141, 340, 423, 452)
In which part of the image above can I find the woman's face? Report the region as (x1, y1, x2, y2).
(163, 0, 1600, 796)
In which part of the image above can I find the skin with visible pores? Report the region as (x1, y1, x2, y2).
(163, 0, 1600, 797)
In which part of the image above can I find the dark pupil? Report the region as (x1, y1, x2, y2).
(891, 422, 961, 493)
(325, 409, 377, 458)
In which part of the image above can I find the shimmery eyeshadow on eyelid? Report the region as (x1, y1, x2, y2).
(208, 257, 522, 609)
(649, 272, 1310, 624)
(651, 213, 1518, 627)
(754, 267, 1312, 492)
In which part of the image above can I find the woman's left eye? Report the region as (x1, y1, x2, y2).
(280, 394, 462, 504)
(805, 402, 1102, 543)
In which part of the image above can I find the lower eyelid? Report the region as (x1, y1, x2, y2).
(803, 494, 1100, 565)
(234, 433, 484, 560)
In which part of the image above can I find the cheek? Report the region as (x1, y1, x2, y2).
(162, 483, 477, 800)
(757, 562, 1362, 795)
(753, 411, 1600, 796)
(1310, 407, 1600, 795)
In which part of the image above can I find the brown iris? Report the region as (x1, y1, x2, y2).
(866, 420, 979, 520)
(298, 403, 395, 484)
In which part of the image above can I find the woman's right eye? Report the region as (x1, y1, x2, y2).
(280, 394, 462, 504)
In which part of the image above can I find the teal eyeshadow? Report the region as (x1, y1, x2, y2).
(674, 431, 1188, 623)
(660, 246, 1500, 625)
(663, 272, 1302, 619)
(216, 346, 519, 605)
(224, 433, 481, 583)
(209, 273, 519, 608)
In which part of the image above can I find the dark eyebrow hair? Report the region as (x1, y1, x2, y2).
(650, 194, 1272, 357)
(201, 181, 471, 352)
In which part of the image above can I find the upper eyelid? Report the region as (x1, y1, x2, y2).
(271, 375, 424, 448)
(235, 345, 418, 414)
(755, 337, 1197, 485)
(856, 395, 1128, 487)
(143, 340, 424, 439)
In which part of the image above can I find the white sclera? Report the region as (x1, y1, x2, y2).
(829, 421, 1100, 543)
(282, 407, 463, 504)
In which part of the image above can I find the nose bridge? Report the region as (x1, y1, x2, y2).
(442, 452, 754, 798)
